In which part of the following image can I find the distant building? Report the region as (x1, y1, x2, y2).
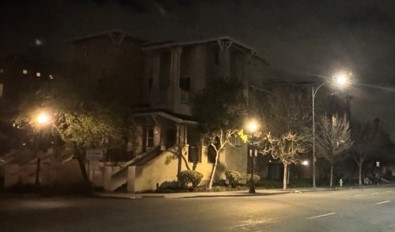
(0, 53, 57, 105)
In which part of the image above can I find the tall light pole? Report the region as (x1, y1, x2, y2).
(246, 119, 259, 194)
(311, 72, 351, 188)
(311, 83, 324, 189)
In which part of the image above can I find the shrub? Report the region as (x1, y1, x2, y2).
(178, 170, 203, 189)
(246, 174, 261, 184)
(225, 170, 244, 188)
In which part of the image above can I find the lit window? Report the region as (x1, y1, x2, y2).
(36, 72, 41, 77)
(35, 39, 42, 46)
(22, 69, 28, 74)
(49, 74, 54, 80)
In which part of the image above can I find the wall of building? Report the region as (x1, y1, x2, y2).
(3, 157, 84, 189)
(131, 150, 178, 192)
(71, 34, 146, 107)
(226, 145, 248, 175)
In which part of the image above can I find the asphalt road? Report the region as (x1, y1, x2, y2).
(1, 186, 395, 232)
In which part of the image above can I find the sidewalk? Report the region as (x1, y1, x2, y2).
(94, 183, 395, 199)
(93, 188, 327, 199)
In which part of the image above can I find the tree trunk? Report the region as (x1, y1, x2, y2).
(283, 163, 288, 190)
(358, 158, 364, 185)
(75, 156, 89, 182)
(73, 143, 89, 182)
(35, 158, 41, 188)
(329, 164, 334, 188)
(208, 151, 220, 189)
(177, 153, 182, 188)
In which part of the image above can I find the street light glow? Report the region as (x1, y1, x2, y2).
(246, 120, 259, 133)
(333, 71, 351, 89)
(301, 160, 310, 166)
(37, 112, 50, 125)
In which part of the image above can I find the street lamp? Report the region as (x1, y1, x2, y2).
(34, 111, 52, 188)
(246, 119, 259, 193)
(311, 71, 351, 188)
(301, 160, 310, 166)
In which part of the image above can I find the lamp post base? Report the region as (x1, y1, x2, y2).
(249, 184, 256, 194)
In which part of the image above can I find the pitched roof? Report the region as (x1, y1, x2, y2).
(142, 36, 269, 64)
(70, 29, 147, 44)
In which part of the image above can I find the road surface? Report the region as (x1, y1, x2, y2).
(1, 186, 394, 231)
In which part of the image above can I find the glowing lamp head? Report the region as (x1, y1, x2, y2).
(333, 71, 351, 89)
(37, 112, 50, 125)
(246, 120, 259, 134)
(301, 160, 310, 166)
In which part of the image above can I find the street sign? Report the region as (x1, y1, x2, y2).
(86, 149, 104, 161)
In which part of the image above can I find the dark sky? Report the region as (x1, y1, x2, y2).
(2, 0, 395, 138)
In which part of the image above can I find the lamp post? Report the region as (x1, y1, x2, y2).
(246, 119, 259, 193)
(311, 72, 351, 188)
(34, 111, 51, 188)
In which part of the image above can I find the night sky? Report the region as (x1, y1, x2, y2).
(2, 0, 395, 138)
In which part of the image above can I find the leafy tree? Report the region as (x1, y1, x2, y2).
(349, 119, 379, 185)
(13, 62, 137, 183)
(316, 114, 353, 187)
(192, 78, 247, 189)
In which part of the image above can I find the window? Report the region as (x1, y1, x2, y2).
(36, 72, 41, 77)
(146, 126, 154, 147)
(179, 76, 190, 91)
(148, 78, 153, 92)
(188, 145, 201, 163)
(22, 69, 28, 75)
(207, 146, 216, 163)
(214, 48, 219, 65)
(179, 76, 190, 103)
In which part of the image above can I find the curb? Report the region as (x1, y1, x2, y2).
(93, 184, 395, 200)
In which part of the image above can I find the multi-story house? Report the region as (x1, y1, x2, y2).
(118, 36, 269, 192)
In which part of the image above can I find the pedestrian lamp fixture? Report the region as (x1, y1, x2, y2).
(246, 119, 259, 194)
(37, 112, 50, 126)
(34, 111, 52, 188)
(311, 71, 351, 188)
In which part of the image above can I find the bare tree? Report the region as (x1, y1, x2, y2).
(258, 132, 307, 190)
(316, 114, 353, 187)
(350, 119, 379, 185)
(251, 85, 311, 190)
(192, 79, 246, 189)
